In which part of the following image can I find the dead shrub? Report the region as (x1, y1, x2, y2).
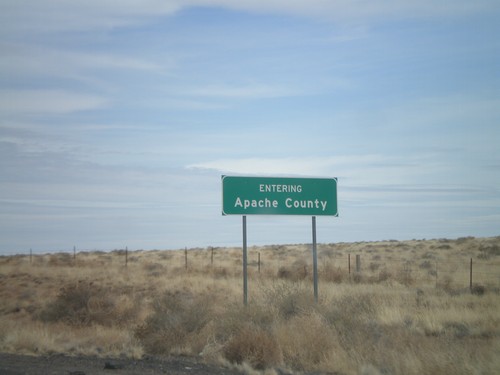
(112, 294, 143, 326)
(378, 268, 392, 282)
(262, 281, 314, 319)
(352, 272, 364, 283)
(39, 282, 111, 326)
(479, 244, 500, 256)
(135, 290, 214, 355)
(321, 261, 345, 283)
(276, 312, 339, 371)
(216, 302, 275, 342)
(443, 322, 470, 338)
(437, 275, 455, 294)
(319, 248, 336, 259)
(277, 259, 308, 281)
(277, 266, 292, 279)
(471, 284, 486, 296)
(143, 262, 165, 277)
(396, 263, 414, 286)
(223, 325, 282, 369)
(213, 267, 229, 279)
(322, 293, 376, 331)
(48, 253, 73, 267)
(320, 295, 396, 368)
(369, 262, 381, 272)
(419, 260, 433, 269)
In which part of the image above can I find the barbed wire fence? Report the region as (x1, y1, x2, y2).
(10, 243, 500, 292)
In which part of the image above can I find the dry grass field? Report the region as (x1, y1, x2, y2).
(1, 236, 500, 374)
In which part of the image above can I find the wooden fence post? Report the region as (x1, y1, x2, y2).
(470, 258, 473, 292)
(356, 254, 361, 273)
(185, 247, 188, 270)
(435, 261, 438, 288)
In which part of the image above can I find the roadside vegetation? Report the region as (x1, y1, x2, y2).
(1, 236, 499, 374)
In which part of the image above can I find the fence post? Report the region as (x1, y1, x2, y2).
(73, 245, 76, 260)
(356, 254, 361, 273)
(435, 261, 438, 288)
(258, 252, 261, 274)
(348, 253, 351, 274)
(185, 247, 188, 270)
(470, 258, 473, 292)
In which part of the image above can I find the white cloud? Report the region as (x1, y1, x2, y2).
(0, 90, 108, 114)
(60, 50, 165, 72)
(187, 155, 385, 177)
(0, 1, 182, 33)
(192, 0, 497, 22)
(382, 95, 500, 130)
(158, 98, 227, 111)
(186, 152, 483, 191)
(0, 43, 169, 82)
(1, 0, 496, 35)
(183, 83, 300, 99)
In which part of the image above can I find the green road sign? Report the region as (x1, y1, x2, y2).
(222, 176, 338, 216)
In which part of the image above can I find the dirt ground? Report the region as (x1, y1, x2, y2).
(0, 353, 245, 375)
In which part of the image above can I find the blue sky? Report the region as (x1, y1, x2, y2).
(1, 1, 499, 254)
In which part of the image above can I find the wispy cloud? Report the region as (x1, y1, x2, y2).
(182, 83, 301, 99)
(0, 90, 108, 115)
(186, 152, 484, 191)
(2, 0, 495, 36)
(1, 43, 165, 73)
(380, 95, 500, 130)
(0, 1, 182, 33)
(187, 155, 387, 177)
(211, 0, 496, 19)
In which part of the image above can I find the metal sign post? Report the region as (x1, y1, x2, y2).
(242, 215, 248, 306)
(222, 175, 338, 305)
(312, 216, 318, 303)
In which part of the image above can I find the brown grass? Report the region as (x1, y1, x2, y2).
(223, 325, 282, 370)
(1, 236, 500, 374)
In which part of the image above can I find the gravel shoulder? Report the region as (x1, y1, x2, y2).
(0, 353, 243, 375)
